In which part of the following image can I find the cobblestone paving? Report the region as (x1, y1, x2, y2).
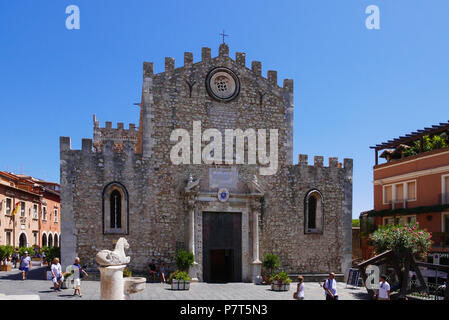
(0, 267, 369, 300)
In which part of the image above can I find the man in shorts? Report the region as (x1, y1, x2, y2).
(51, 258, 64, 291)
(72, 257, 88, 297)
(19, 251, 31, 280)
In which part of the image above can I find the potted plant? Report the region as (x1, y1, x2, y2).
(0, 245, 14, 271)
(168, 249, 194, 290)
(270, 271, 292, 291)
(262, 253, 280, 284)
(123, 267, 132, 278)
(169, 271, 191, 290)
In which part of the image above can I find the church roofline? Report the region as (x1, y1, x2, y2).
(142, 43, 293, 92)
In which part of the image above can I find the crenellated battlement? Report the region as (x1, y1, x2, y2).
(92, 115, 138, 150)
(297, 154, 353, 170)
(60, 136, 136, 155)
(142, 43, 293, 91)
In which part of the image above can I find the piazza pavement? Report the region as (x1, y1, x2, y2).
(0, 266, 370, 300)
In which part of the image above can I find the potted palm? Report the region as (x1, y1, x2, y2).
(169, 249, 194, 291)
(270, 271, 292, 291)
(262, 253, 280, 284)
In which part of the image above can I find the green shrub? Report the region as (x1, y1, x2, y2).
(42, 246, 61, 266)
(352, 219, 360, 227)
(370, 222, 431, 261)
(168, 270, 190, 282)
(403, 134, 448, 157)
(270, 271, 292, 284)
(262, 253, 280, 276)
(0, 245, 14, 262)
(18, 247, 35, 258)
(175, 249, 194, 272)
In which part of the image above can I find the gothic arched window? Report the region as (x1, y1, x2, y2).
(304, 190, 324, 234)
(103, 182, 128, 234)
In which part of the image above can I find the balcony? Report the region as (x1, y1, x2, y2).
(431, 232, 449, 248)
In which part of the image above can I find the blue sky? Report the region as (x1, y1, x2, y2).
(1, 1, 449, 218)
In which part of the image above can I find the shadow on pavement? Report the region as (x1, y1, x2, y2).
(0, 266, 47, 281)
(347, 290, 371, 300)
(58, 294, 77, 298)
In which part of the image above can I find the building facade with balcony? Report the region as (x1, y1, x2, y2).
(0, 171, 60, 249)
(360, 122, 449, 265)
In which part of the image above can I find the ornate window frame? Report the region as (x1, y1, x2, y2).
(102, 182, 129, 235)
(205, 67, 240, 102)
(304, 189, 324, 234)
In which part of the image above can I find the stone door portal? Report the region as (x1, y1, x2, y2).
(202, 212, 242, 283)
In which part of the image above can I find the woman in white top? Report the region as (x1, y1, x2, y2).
(295, 275, 305, 300)
(51, 258, 64, 292)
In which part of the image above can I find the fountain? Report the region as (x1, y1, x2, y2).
(96, 237, 145, 300)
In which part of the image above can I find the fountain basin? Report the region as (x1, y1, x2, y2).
(124, 277, 146, 295)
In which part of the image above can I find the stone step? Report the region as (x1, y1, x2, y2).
(288, 273, 345, 283)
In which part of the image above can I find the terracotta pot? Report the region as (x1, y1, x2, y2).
(0, 264, 12, 272)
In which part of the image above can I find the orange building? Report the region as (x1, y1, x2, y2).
(360, 122, 449, 265)
(0, 171, 60, 249)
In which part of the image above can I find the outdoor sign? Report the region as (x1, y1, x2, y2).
(347, 268, 360, 287)
(433, 254, 440, 265)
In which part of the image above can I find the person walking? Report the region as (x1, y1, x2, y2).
(11, 250, 19, 269)
(323, 272, 339, 300)
(72, 257, 88, 297)
(19, 251, 31, 280)
(294, 275, 305, 300)
(51, 258, 64, 291)
(374, 274, 391, 300)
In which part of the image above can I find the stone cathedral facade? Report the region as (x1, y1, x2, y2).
(60, 43, 353, 282)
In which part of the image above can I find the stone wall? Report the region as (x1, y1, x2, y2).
(60, 44, 352, 278)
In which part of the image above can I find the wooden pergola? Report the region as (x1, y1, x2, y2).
(370, 121, 449, 165)
(357, 250, 449, 300)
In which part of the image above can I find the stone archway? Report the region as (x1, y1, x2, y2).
(184, 173, 264, 283)
(42, 233, 47, 247)
(19, 233, 27, 247)
(48, 233, 53, 247)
